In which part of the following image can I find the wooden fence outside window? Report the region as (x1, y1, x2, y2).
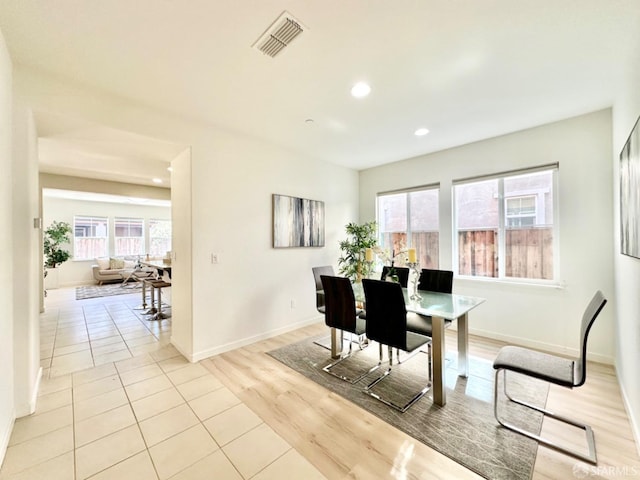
(458, 227, 553, 280)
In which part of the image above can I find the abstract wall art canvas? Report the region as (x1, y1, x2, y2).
(620, 115, 640, 258)
(273, 194, 325, 248)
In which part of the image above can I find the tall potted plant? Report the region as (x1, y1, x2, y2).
(43, 221, 72, 289)
(338, 221, 377, 282)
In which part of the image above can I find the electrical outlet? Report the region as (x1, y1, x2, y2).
(211, 253, 219, 264)
(290, 299, 296, 309)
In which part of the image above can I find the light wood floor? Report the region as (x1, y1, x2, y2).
(202, 323, 640, 479)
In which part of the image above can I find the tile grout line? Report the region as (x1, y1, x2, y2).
(157, 360, 247, 480)
(118, 356, 164, 480)
(71, 373, 78, 480)
(36, 291, 311, 479)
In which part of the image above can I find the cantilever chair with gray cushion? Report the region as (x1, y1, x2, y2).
(362, 279, 432, 412)
(380, 266, 410, 287)
(493, 290, 607, 465)
(320, 275, 373, 383)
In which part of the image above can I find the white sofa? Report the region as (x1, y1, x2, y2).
(91, 257, 136, 285)
(91, 256, 164, 285)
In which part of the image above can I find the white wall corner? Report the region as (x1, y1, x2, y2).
(0, 408, 16, 469)
(14, 367, 42, 418)
(169, 337, 196, 364)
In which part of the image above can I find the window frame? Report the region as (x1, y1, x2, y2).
(73, 215, 109, 260)
(148, 218, 172, 257)
(453, 164, 559, 285)
(114, 217, 145, 257)
(376, 183, 440, 269)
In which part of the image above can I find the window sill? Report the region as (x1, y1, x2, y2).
(454, 275, 565, 289)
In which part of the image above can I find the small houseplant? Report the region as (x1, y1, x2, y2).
(338, 221, 377, 282)
(43, 221, 72, 268)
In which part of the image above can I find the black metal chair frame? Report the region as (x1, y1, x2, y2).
(312, 266, 367, 353)
(312, 265, 334, 314)
(493, 290, 607, 465)
(362, 279, 432, 412)
(417, 268, 453, 294)
(405, 268, 454, 373)
(320, 275, 375, 384)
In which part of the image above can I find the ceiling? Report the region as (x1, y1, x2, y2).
(1, 1, 639, 186)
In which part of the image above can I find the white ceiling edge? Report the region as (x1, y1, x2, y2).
(43, 188, 171, 208)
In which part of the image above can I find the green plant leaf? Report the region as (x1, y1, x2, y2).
(43, 221, 72, 268)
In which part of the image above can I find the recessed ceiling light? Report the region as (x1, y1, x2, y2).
(305, 118, 314, 125)
(351, 82, 371, 98)
(414, 128, 430, 136)
(152, 178, 163, 184)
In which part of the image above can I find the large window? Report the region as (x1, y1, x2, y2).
(114, 217, 144, 256)
(74, 216, 108, 260)
(148, 219, 172, 257)
(453, 165, 557, 281)
(377, 186, 439, 268)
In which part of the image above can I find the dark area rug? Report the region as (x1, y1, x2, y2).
(268, 334, 548, 480)
(75, 282, 141, 300)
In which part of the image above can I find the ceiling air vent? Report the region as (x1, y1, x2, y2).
(252, 11, 305, 58)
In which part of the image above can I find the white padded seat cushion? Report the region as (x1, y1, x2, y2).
(493, 345, 575, 388)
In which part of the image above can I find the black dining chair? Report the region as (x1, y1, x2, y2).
(417, 268, 454, 294)
(406, 269, 454, 339)
(312, 265, 335, 314)
(380, 266, 410, 287)
(361, 279, 431, 412)
(320, 275, 373, 383)
(492, 291, 607, 464)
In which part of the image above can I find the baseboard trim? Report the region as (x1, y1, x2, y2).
(616, 365, 640, 458)
(190, 316, 323, 363)
(0, 408, 16, 469)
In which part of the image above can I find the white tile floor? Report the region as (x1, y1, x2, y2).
(0, 286, 326, 479)
(40, 285, 173, 378)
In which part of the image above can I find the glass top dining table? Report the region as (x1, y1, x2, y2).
(349, 282, 486, 406)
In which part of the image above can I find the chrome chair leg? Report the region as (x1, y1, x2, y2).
(133, 279, 149, 310)
(144, 282, 157, 315)
(322, 332, 379, 384)
(151, 284, 170, 320)
(494, 368, 597, 465)
(364, 343, 431, 413)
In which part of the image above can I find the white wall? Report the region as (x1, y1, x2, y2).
(189, 130, 357, 359)
(613, 53, 640, 448)
(12, 100, 41, 418)
(360, 110, 615, 362)
(43, 196, 171, 286)
(169, 148, 192, 357)
(0, 28, 15, 465)
(14, 66, 358, 363)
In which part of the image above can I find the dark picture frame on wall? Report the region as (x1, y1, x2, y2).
(272, 194, 325, 248)
(620, 115, 640, 259)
